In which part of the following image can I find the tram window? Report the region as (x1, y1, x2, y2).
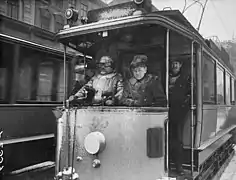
(0, 68, 7, 100)
(202, 55, 216, 103)
(18, 61, 32, 100)
(36, 62, 53, 102)
(231, 78, 235, 104)
(56, 63, 69, 102)
(216, 66, 225, 105)
(225, 73, 231, 105)
(0, 41, 14, 102)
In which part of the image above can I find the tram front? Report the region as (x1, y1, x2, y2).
(55, 1, 196, 180)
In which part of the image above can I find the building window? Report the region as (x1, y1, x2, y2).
(37, 62, 53, 101)
(202, 54, 216, 103)
(22, 0, 32, 23)
(55, 15, 64, 32)
(7, 0, 19, 19)
(225, 73, 231, 105)
(80, 3, 88, 17)
(216, 66, 225, 104)
(40, 8, 51, 31)
(231, 77, 235, 104)
(55, 0, 63, 9)
(68, 0, 76, 8)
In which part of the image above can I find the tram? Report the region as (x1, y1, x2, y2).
(0, 31, 91, 178)
(55, 0, 236, 179)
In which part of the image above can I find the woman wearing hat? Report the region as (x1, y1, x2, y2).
(121, 54, 166, 106)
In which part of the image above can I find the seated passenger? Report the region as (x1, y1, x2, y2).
(70, 53, 123, 105)
(121, 55, 166, 106)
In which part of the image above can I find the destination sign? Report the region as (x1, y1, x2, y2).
(87, 2, 137, 23)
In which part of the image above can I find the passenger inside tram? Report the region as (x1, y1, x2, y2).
(70, 50, 123, 106)
(67, 24, 168, 107)
(168, 58, 193, 174)
(120, 54, 166, 106)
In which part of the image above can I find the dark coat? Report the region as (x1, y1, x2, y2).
(121, 74, 166, 106)
(169, 72, 193, 124)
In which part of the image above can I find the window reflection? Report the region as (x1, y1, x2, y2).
(202, 55, 215, 103)
(225, 73, 231, 105)
(18, 63, 32, 100)
(56, 64, 68, 102)
(37, 63, 53, 101)
(217, 67, 224, 104)
(231, 78, 235, 104)
(0, 68, 7, 100)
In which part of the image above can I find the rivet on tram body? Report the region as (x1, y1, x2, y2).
(76, 156, 83, 161)
(92, 159, 101, 168)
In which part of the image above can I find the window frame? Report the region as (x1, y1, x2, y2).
(68, 0, 76, 8)
(231, 77, 235, 105)
(202, 53, 216, 104)
(80, 2, 88, 17)
(225, 72, 231, 105)
(40, 8, 51, 31)
(216, 65, 225, 105)
(6, 0, 19, 20)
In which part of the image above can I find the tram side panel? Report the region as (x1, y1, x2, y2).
(59, 108, 167, 180)
(0, 106, 56, 172)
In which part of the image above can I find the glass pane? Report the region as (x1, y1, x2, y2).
(0, 68, 7, 100)
(225, 73, 230, 105)
(18, 63, 32, 100)
(202, 56, 215, 103)
(37, 63, 53, 101)
(56, 64, 68, 102)
(231, 78, 235, 103)
(217, 67, 224, 104)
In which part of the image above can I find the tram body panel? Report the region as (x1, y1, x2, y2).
(0, 106, 56, 172)
(59, 108, 167, 180)
(216, 106, 236, 132)
(200, 106, 218, 145)
(0, 106, 56, 139)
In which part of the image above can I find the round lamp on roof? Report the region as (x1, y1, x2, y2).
(65, 8, 78, 23)
(133, 0, 144, 5)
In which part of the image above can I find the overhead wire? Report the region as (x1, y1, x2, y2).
(210, 0, 231, 40)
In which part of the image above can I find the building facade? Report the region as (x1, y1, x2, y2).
(0, 0, 107, 33)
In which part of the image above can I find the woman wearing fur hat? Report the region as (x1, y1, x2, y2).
(121, 55, 166, 106)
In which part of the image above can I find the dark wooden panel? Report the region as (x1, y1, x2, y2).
(0, 106, 56, 140)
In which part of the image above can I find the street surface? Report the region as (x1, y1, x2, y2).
(220, 146, 236, 180)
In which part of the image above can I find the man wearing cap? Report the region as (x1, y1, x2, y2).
(169, 58, 192, 175)
(71, 54, 123, 105)
(121, 55, 166, 106)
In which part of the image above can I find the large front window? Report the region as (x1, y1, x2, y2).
(65, 24, 194, 107)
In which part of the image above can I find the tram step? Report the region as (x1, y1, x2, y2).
(8, 161, 55, 175)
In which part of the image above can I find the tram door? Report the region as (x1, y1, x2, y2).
(167, 29, 197, 172)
